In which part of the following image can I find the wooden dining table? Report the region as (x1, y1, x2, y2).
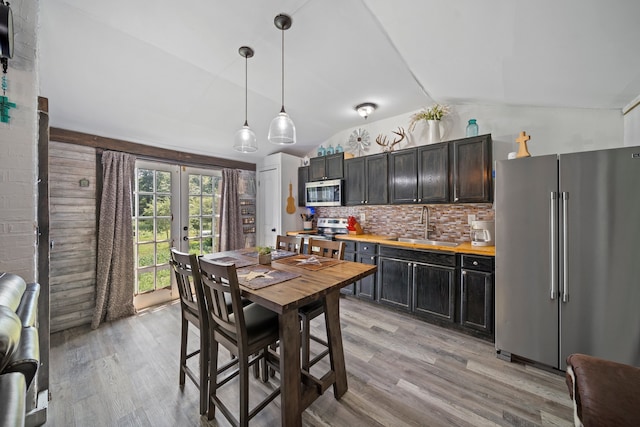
(203, 248, 377, 427)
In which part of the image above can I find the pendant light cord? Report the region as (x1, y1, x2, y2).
(244, 54, 249, 126)
(280, 27, 286, 113)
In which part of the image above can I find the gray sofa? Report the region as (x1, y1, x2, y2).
(0, 272, 40, 427)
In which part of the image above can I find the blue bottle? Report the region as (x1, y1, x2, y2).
(466, 119, 479, 137)
(317, 145, 326, 157)
(335, 144, 343, 153)
(326, 145, 335, 155)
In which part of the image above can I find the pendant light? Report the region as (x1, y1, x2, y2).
(233, 46, 258, 153)
(268, 13, 296, 145)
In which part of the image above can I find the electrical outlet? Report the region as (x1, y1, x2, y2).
(360, 213, 366, 222)
(467, 214, 476, 224)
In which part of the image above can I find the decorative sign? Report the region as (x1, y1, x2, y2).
(79, 178, 90, 187)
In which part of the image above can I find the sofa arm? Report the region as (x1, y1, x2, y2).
(0, 273, 27, 313)
(0, 372, 26, 427)
(3, 326, 39, 389)
(566, 353, 640, 427)
(0, 307, 21, 373)
(15, 283, 40, 328)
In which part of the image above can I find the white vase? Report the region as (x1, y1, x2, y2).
(427, 120, 441, 144)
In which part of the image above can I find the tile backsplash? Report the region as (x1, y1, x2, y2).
(315, 204, 494, 243)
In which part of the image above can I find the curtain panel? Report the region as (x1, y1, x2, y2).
(219, 168, 244, 251)
(92, 151, 136, 329)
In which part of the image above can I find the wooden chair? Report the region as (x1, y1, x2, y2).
(169, 248, 209, 415)
(198, 257, 281, 426)
(300, 238, 346, 372)
(275, 235, 302, 253)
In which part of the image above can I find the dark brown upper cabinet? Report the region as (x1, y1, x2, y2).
(344, 153, 388, 205)
(450, 135, 492, 203)
(309, 152, 344, 181)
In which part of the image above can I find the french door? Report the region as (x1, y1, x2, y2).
(132, 161, 222, 309)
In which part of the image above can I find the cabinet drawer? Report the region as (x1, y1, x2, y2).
(460, 254, 494, 272)
(379, 245, 456, 267)
(343, 241, 356, 253)
(356, 242, 377, 255)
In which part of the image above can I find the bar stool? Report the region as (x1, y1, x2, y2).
(300, 238, 345, 372)
(275, 235, 303, 253)
(198, 257, 281, 427)
(169, 248, 209, 415)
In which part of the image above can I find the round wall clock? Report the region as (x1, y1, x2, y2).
(347, 128, 370, 156)
(0, 2, 13, 59)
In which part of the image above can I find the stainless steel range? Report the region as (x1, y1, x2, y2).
(314, 217, 349, 240)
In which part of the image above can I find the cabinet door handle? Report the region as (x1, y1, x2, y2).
(370, 256, 374, 260)
(413, 199, 417, 202)
(473, 261, 478, 266)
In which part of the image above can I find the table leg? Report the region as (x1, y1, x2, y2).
(324, 290, 348, 398)
(279, 308, 301, 427)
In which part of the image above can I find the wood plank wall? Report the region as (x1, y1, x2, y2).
(49, 141, 97, 332)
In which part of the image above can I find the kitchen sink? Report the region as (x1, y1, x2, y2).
(397, 238, 460, 247)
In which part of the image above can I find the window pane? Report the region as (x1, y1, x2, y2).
(156, 218, 171, 241)
(156, 241, 170, 265)
(203, 237, 213, 254)
(189, 196, 200, 216)
(137, 271, 154, 293)
(138, 195, 153, 217)
(202, 196, 213, 216)
(189, 175, 201, 195)
(156, 268, 171, 290)
(137, 219, 154, 242)
(138, 169, 153, 192)
(188, 239, 200, 253)
(156, 195, 171, 216)
(138, 243, 155, 267)
(202, 217, 213, 236)
(189, 217, 201, 237)
(202, 176, 213, 195)
(156, 171, 171, 193)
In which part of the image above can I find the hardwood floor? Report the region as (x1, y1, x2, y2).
(48, 297, 574, 426)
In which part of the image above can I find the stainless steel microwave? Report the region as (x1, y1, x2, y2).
(305, 179, 344, 207)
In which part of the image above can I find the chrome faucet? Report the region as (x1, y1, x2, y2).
(420, 205, 435, 239)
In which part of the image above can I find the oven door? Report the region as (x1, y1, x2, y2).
(305, 179, 343, 207)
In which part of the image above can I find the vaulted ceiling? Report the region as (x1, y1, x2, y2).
(38, 0, 640, 164)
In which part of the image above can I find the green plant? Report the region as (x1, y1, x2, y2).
(409, 104, 450, 131)
(257, 246, 272, 255)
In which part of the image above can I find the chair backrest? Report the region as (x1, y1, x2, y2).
(275, 235, 302, 253)
(198, 257, 247, 345)
(170, 248, 206, 320)
(307, 238, 345, 260)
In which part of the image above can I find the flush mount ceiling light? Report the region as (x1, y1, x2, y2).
(233, 46, 258, 153)
(355, 102, 377, 120)
(268, 13, 296, 145)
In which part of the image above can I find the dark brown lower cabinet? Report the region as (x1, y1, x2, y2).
(413, 262, 456, 322)
(460, 254, 494, 337)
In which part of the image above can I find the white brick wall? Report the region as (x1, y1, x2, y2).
(0, 0, 40, 282)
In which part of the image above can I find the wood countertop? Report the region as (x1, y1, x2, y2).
(286, 231, 495, 256)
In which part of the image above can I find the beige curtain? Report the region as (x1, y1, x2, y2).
(92, 151, 136, 329)
(219, 168, 244, 251)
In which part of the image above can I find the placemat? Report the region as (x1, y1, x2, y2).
(274, 254, 344, 271)
(236, 266, 301, 290)
(238, 249, 299, 261)
(202, 254, 256, 268)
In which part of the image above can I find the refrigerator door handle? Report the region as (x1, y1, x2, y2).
(562, 191, 570, 303)
(550, 192, 558, 300)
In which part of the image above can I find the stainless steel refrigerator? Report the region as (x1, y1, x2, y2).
(495, 146, 640, 370)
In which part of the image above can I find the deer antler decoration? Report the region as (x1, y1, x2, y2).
(375, 127, 406, 152)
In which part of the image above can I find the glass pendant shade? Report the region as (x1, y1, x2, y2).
(268, 111, 296, 145)
(269, 14, 295, 145)
(233, 123, 258, 152)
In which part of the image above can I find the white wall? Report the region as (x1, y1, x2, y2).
(0, 0, 40, 281)
(311, 103, 624, 163)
